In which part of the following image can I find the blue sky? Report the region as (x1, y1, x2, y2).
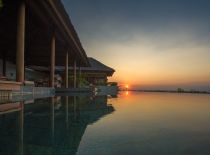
(62, 0, 210, 90)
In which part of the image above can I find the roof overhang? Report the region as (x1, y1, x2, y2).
(0, 0, 90, 67)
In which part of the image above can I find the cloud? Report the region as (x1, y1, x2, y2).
(62, 0, 210, 90)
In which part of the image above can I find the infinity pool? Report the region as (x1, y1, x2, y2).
(0, 92, 210, 155)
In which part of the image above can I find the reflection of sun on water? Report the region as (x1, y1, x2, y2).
(125, 91, 129, 96)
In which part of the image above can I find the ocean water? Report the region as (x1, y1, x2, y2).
(0, 92, 210, 155)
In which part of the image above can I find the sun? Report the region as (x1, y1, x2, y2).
(125, 84, 129, 89)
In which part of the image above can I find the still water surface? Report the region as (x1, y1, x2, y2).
(0, 92, 210, 155)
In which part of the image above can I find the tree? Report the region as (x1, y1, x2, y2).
(177, 88, 184, 93)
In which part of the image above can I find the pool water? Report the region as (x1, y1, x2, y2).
(0, 92, 210, 155)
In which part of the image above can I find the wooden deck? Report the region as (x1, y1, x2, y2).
(0, 80, 22, 91)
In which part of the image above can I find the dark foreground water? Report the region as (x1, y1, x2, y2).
(0, 92, 210, 155)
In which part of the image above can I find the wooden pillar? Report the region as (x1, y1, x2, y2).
(2, 53, 6, 76)
(73, 60, 77, 88)
(50, 34, 55, 87)
(65, 52, 69, 88)
(16, 1, 25, 83)
(79, 66, 81, 87)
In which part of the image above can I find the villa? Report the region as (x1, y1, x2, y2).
(0, 0, 89, 99)
(28, 57, 117, 95)
(0, 0, 117, 101)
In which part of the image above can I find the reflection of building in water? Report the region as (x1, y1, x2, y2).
(0, 102, 24, 155)
(0, 95, 115, 155)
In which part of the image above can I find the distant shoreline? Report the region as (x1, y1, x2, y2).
(120, 90, 210, 94)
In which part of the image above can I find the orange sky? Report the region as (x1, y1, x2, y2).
(87, 33, 210, 90)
